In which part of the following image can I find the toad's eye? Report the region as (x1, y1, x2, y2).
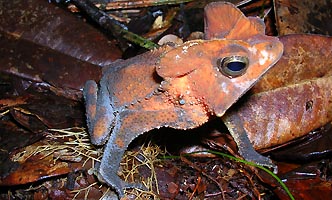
(218, 56, 249, 78)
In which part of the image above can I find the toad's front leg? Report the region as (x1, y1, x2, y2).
(222, 112, 276, 171)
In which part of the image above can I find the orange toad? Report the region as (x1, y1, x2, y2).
(83, 2, 283, 197)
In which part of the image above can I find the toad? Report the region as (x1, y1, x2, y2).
(83, 2, 283, 197)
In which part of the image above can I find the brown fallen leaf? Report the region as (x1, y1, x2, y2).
(230, 74, 332, 149)
(0, 127, 99, 186)
(268, 124, 332, 162)
(0, 155, 74, 186)
(0, 31, 101, 90)
(276, 160, 332, 200)
(275, 0, 332, 36)
(0, 0, 121, 66)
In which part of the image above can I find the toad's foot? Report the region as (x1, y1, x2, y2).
(97, 165, 146, 198)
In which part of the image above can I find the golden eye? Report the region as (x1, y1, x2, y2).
(218, 56, 249, 78)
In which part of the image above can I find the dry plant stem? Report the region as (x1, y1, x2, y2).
(99, 187, 111, 200)
(236, 0, 255, 7)
(8, 127, 106, 199)
(120, 143, 165, 198)
(125, 188, 158, 199)
(98, 0, 257, 10)
(97, 0, 193, 10)
(24, 184, 44, 192)
(15, 127, 101, 167)
(0, 109, 9, 117)
(135, 144, 161, 194)
(71, 182, 98, 200)
(49, 128, 101, 162)
(71, 0, 158, 49)
(180, 155, 225, 200)
(121, 151, 140, 182)
(189, 176, 202, 200)
(240, 169, 262, 199)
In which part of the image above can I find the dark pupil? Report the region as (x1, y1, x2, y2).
(227, 61, 246, 72)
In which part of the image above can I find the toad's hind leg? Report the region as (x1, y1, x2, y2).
(83, 80, 114, 145)
(83, 80, 98, 135)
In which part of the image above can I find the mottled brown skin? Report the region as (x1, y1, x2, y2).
(83, 2, 283, 198)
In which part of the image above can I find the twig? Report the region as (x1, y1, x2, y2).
(70, 0, 158, 50)
(180, 155, 226, 200)
(97, 0, 193, 10)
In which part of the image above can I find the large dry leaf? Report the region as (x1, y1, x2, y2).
(0, 0, 121, 66)
(0, 31, 101, 90)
